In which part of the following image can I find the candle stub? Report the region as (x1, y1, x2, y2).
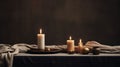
(67, 36, 75, 53)
(37, 29, 45, 50)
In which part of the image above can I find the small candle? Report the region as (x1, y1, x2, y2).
(78, 39, 83, 47)
(78, 39, 83, 53)
(37, 29, 45, 50)
(67, 36, 75, 53)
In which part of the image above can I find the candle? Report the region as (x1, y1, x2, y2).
(37, 29, 45, 50)
(67, 36, 75, 53)
(78, 39, 83, 47)
(78, 39, 83, 53)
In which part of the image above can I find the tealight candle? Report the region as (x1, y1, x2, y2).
(67, 36, 75, 53)
(37, 29, 45, 50)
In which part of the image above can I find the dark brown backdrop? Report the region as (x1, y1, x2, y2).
(0, 0, 119, 45)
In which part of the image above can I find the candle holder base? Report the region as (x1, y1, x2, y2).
(27, 48, 62, 54)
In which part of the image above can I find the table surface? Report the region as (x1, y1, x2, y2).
(15, 53, 120, 57)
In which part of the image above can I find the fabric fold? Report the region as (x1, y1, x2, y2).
(0, 42, 120, 67)
(85, 41, 120, 53)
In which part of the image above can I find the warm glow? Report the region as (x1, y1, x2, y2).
(69, 36, 72, 40)
(40, 29, 42, 34)
(79, 39, 82, 44)
(79, 39, 83, 46)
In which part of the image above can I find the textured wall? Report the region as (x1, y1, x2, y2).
(0, 0, 119, 45)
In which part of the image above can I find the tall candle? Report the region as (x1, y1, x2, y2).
(37, 29, 45, 50)
(67, 36, 75, 53)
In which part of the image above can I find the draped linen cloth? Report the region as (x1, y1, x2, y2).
(0, 43, 32, 67)
(85, 41, 120, 53)
(0, 41, 120, 67)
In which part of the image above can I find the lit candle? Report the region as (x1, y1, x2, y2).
(67, 36, 75, 53)
(78, 39, 83, 47)
(78, 39, 83, 53)
(37, 29, 45, 50)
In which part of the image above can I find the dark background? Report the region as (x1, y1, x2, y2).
(0, 0, 119, 45)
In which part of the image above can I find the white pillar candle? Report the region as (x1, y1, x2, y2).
(37, 29, 45, 50)
(67, 36, 75, 52)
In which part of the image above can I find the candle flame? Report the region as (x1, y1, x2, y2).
(69, 36, 72, 40)
(40, 29, 42, 34)
(79, 39, 82, 43)
(79, 39, 83, 46)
